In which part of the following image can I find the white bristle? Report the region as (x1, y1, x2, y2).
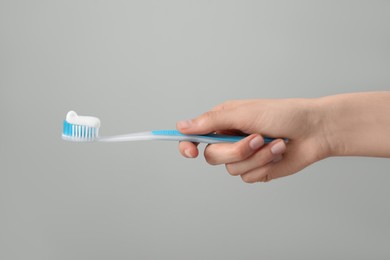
(63, 124, 100, 141)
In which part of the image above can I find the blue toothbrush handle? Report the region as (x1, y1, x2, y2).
(151, 130, 281, 144)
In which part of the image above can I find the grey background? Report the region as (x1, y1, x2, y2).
(1, 0, 390, 259)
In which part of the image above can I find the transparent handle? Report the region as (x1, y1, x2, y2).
(151, 130, 279, 144)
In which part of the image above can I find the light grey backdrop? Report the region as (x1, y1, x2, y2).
(1, 1, 390, 259)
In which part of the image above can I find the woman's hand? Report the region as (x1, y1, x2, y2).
(176, 98, 331, 183)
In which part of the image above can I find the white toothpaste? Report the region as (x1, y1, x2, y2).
(66, 111, 101, 128)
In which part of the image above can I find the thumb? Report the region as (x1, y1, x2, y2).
(176, 109, 243, 134)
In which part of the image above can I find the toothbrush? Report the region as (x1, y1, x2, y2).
(62, 111, 286, 144)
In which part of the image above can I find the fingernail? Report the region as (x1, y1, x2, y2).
(271, 141, 286, 155)
(184, 149, 194, 158)
(273, 155, 283, 163)
(249, 135, 264, 150)
(177, 120, 192, 129)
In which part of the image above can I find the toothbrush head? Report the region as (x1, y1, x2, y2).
(62, 111, 101, 142)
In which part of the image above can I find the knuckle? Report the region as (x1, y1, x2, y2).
(204, 154, 218, 165)
(231, 145, 247, 160)
(225, 163, 241, 176)
(222, 100, 234, 107)
(201, 111, 215, 122)
(241, 174, 256, 184)
(263, 175, 272, 182)
(212, 100, 232, 111)
(211, 104, 223, 111)
(259, 174, 272, 182)
(204, 146, 218, 165)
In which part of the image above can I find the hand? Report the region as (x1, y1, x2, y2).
(176, 98, 330, 183)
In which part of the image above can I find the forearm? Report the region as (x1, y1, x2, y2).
(319, 91, 390, 157)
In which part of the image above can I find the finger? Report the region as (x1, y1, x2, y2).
(240, 164, 275, 183)
(177, 108, 247, 135)
(225, 139, 287, 176)
(272, 154, 284, 163)
(241, 140, 318, 183)
(179, 141, 199, 158)
(265, 140, 319, 181)
(203, 134, 264, 165)
(241, 155, 284, 183)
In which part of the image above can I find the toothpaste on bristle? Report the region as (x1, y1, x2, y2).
(66, 111, 101, 128)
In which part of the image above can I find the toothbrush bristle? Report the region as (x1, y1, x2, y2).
(62, 120, 99, 141)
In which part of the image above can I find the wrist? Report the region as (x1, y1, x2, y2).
(315, 92, 390, 158)
(315, 95, 346, 157)
(305, 97, 337, 159)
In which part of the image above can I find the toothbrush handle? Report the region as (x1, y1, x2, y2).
(151, 130, 280, 144)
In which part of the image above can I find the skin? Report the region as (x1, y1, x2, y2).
(176, 92, 390, 183)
